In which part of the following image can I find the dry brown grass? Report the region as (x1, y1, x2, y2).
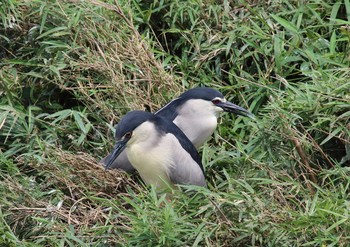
(4, 149, 143, 243)
(55, 0, 182, 125)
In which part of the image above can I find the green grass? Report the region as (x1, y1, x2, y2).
(1, 0, 350, 246)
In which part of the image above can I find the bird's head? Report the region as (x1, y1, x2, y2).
(105, 111, 154, 170)
(177, 87, 254, 118)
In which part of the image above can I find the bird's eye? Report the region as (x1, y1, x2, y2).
(211, 99, 221, 105)
(124, 132, 132, 139)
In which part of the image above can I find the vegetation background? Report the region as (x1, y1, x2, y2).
(1, 0, 350, 246)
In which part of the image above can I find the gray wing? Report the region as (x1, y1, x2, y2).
(100, 149, 135, 173)
(168, 153, 206, 187)
(166, 134, 206, 187)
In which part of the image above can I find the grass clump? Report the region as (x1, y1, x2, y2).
(1, 0, 350, 246)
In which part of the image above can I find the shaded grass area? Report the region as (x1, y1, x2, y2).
(1, 0, 350, 246)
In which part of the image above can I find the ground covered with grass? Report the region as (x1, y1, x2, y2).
(1, 0, 350, 246)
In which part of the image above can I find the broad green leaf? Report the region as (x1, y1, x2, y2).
(36, 26, 68, 40)
(320, 127, 343, 145)
(330, 31, 337, 54)
(46, 110, 72, 124)
(271, 14, 298, 34)
(73, 111, 87, 134)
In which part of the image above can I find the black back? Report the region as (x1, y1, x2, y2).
(152, 116, 204, 173)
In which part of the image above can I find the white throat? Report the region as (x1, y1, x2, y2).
(173, 99, 222, 148)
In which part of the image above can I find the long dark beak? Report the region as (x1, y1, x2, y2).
(216, 101, 255, 119)
(105, 139, 128, 170)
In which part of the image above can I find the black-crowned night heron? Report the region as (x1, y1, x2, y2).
(104, 110, 206, 189)
(101, 87, 253, 172)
